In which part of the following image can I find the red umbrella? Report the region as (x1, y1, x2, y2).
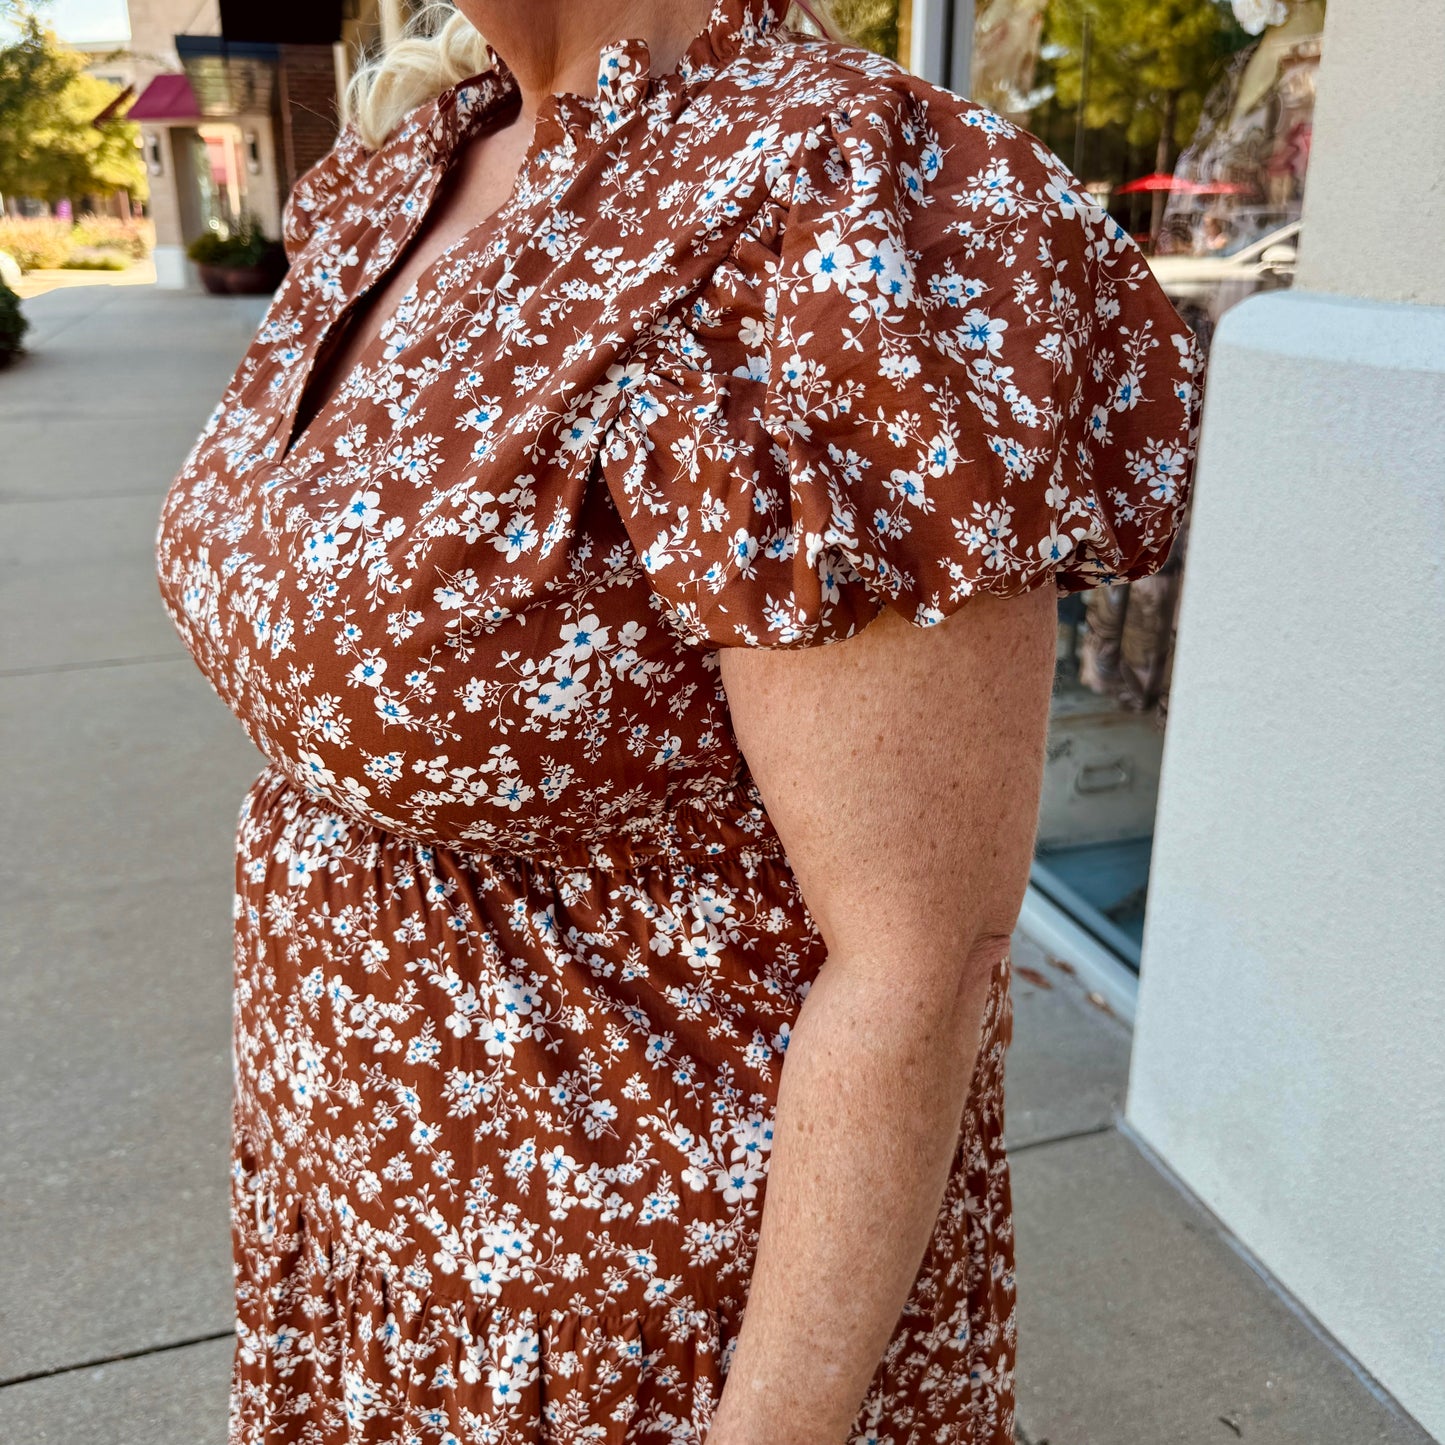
(1114, 172, 1202, 195)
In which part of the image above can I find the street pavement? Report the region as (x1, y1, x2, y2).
(0, 284, 1432, 1444)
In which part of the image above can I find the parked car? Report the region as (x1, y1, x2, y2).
(1148, 219, 1301, 344)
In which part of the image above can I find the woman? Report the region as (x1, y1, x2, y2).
(155, 0, 1200, 1440)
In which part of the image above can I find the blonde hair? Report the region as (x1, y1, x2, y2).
(344, 0, 849, 151)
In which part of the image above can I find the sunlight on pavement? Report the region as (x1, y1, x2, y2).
(13, 258, 158, 300)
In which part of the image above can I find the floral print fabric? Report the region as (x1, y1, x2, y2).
(154, 0, 1200, 1440)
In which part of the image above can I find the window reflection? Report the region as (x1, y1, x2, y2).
(873, 0, 1327, 966)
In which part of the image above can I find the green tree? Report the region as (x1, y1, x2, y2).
(1045, 0, 1246, 164)
(828, 0, 900, 58)
(0, 11, 147, 207)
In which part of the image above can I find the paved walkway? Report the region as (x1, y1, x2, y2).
(0, 285, 1432, 1444)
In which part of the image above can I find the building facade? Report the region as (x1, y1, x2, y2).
(111, 0, 392, 286)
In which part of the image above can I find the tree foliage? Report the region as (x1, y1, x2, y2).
(1043, 0, 1247, 157)
(819, 0, 900, 59)
(0, 12, 147, 205)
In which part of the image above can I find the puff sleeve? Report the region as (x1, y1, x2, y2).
(597, 73, 1203, 649)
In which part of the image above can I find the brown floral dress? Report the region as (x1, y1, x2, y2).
(154, 0, 1201, 1439)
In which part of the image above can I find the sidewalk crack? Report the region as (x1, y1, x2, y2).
(0, 1331, 233, 1390)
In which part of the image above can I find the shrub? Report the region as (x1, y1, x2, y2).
(70, 216, 154, 260)
(62, 252, 129, 270)
(0, 216, 154, 271)
(0, 218, 72, 271)
(0, 282, 29, 366)
(186, 217, 281, 268)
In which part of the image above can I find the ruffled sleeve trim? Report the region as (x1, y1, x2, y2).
(763, 73, 1203, 624)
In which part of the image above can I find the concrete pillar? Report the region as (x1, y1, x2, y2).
(333, 40, 352, 124)
(1292, 3, 1445, 306)
(240, 115, 283, 241)
(149, 125, 198, 291)
(1125, 0, 1445, 1436)
(379, 0, 406, 50)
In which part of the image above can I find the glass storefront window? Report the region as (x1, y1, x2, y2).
(850, 0, 1325, 968)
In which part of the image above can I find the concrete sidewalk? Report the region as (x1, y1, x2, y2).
(0, 286, 1431, 1445)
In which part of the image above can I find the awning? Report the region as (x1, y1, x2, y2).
(125, 73, 201, 122)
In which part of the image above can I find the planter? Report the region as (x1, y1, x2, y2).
(197, 255, 287, 295)
(187, 224, 288, 295)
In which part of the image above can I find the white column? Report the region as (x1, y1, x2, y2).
(1292, 2, 1445, 306)
(379, 0, 407, 50)
(1125, 0, 1445, 1436)
(333, 40, 352, 121)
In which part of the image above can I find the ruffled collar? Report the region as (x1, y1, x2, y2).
(423, 0, 790, 162)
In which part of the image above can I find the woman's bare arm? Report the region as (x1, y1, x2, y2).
(706, 587, 1058, 1445)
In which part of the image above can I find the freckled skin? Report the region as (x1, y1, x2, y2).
(710, 589, 1057, 1444)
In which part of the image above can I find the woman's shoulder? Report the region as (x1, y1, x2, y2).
(758, 33, 1185, 381)
(754, 31, 1055, 178)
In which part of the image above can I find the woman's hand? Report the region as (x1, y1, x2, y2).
(709, 586, 1058, 1445)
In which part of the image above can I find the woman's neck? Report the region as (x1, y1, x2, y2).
(455, 0, 717, 125)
